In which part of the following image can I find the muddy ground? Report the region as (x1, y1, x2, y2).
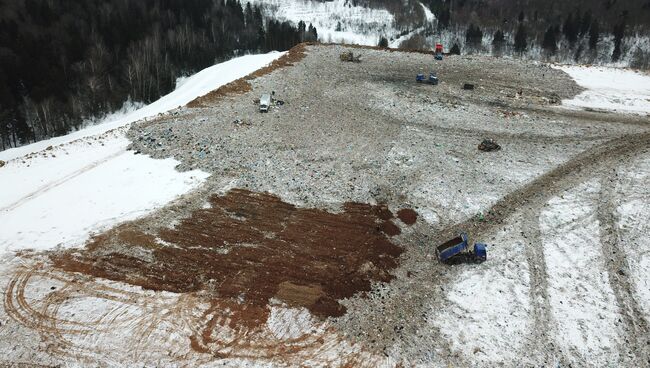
(1, 44, 649, 367)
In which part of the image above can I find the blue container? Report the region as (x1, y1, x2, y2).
(437, 233, 468, 262)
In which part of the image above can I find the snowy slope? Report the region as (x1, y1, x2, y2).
(0, 52, 285, 257)
(0, 52, 284, 162)
(556, 65, 650, 115)
(248, 0, 430, 46)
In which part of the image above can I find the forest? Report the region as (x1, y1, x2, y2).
(403, 0, 650, 68)
(0, 0, 316, 150)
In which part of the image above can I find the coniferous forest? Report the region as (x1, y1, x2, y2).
(0, 0, 316, 150)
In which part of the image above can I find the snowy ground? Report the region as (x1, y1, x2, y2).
(555, 65, 650, 115)
(0, 52, 284, 258)
(247, 0, 434, 46)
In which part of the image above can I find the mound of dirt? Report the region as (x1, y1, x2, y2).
(187, 43, 308, 108)
(53, 189, 413, 328)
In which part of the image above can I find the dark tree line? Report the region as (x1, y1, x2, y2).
(422, 0, 648, 61)
(0, 0, 316, 150)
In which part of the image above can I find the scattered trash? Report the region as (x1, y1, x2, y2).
(478, 139, 501, 152)
(0, 160, 5, 168)
(275, 100, 285, 106)
(463, 83, 475, 90)
(547, 93, 561, 105)
(340, 51, 361, 62)
(233, 119, 251, 126)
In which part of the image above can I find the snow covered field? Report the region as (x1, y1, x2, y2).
(556, 65, 650, 115)
(247, 0, 434, 46)
(0, 52, 284, 257)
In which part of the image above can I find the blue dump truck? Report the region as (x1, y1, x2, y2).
(416, 72, 439, 85)
(437, 233, 487, 264)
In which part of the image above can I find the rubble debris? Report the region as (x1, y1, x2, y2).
(232, 119, 251, 126)
(340, 51, 361, 62)
(478, 139, 501, 152)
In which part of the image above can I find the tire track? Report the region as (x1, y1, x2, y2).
(519, 211, 561, 365)
(597, 174, 650, 366)
(0, 149, 126, 213)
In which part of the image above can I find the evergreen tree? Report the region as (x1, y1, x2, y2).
(465, 23, 483, 49)
(492, 30, 505, 55)
(450, 43, 461, 55)
(563, 13, 579, 46)
(542, 26, 558, 55)
(579, 10, 592, 36)
(589, 20, 600, 50)
(612, 19, 626, 61)
(514, 24, 528, 54)
(378, 36, 389, 48)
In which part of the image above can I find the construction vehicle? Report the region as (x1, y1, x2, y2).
(435, 43, 444, 60)
(436, 233, 487, 263)
(259, 93, 271, 113)
(416, 72, 439, 85)
(340, 51, 361, 62)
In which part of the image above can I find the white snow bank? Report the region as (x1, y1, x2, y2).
(0, 52, 285, 162)
(249, 0, 395, 46)
(0, 135, 208, 254)
(556, 65, 650, 115)
(540, 180, 622, 366)
(615, 152, 650, 321)
(0, 51, 285, 257)
(433, 226, 530, 365)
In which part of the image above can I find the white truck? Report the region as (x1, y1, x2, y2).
(259, 93, 271, 113)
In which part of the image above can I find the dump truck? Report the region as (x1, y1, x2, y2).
(436, 233, 487, 263)
(416, 72, 439, 85)
(259, 93, 271, 113)
(435, 43, 444, 60)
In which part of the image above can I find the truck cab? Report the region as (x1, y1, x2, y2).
(259, 93, 271, 113)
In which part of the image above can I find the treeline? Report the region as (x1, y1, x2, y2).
(406, 0, 650, 66)
(0, 0, 317, 151)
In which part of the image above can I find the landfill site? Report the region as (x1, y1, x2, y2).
(1, 43, 649, 367)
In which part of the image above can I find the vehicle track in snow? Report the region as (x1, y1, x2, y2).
(597, 175, 650, 366)
(0, 150, 126, 213)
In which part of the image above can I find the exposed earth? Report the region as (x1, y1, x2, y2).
(1, 44, 649, 367)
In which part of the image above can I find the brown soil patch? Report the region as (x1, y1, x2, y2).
(187, 43, 307, 108)
(397, 209, 418, 225)
(52, 189, 410, 328)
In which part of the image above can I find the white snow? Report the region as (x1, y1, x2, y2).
(556, 65, 650, 115)
(0, 52, 285, 162)
(615, 152, 650, 321)
(0, 51, 285, 257)
(540, 180, 622, 366)
(433, 224, 531, 365)
(248, 0, 396, 46)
